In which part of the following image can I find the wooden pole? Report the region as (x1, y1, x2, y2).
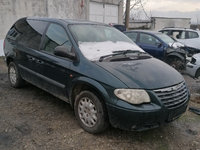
(125, 0, 130, 29)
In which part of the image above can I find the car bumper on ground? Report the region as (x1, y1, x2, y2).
(106, 100, 189, 131)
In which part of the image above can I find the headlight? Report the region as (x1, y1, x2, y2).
(114, 89, 150, 105)
(191, 57, 196, 64)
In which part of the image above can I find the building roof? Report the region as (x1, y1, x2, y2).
(129, 20, 151, 23)
(151, 16, 191, 20)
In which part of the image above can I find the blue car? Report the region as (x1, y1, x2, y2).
(124, 30, 187, 70)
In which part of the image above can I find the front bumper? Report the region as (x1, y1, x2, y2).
(106, 98, 189, 131)
(186, 62, 199, 78)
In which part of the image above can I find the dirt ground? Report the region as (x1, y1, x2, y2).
(0, 57, 200, 150)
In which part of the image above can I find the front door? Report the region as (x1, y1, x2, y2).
(137, 33, 164, 60)
(38, 23, 74, 100)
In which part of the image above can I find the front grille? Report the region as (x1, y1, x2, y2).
(154, 82, 188, 109)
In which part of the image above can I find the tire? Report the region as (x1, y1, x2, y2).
(167, 57, 185, 71)
(8, 62, 25, 88)
(195, 69, 200, 79)
(74, 91, 108, 134)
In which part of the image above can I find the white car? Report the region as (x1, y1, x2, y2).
(186, 53, 200, 78)
(159, 28, 200, 51)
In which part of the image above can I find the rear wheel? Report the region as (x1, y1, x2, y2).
(8, 62, 25, 88)
(74, 91, 108, 134)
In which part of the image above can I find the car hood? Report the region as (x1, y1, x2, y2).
(95, 58, 184, 90)
(168, 42, 185, 49)
(79, 41, 144, 61)
(177, 39, 200, 50)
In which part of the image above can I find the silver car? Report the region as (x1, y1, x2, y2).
(186, 53, 200, 78)
(159, 28, 200, 51)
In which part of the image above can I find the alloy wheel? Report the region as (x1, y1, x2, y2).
(78, 97, 98, 127)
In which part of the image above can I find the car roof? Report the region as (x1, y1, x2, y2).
(160, 27, 198, 32)
(124, 30, 162, 35)
(27, 17, 107, 26)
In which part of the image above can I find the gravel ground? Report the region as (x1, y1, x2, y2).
(0, 57, 200, 150)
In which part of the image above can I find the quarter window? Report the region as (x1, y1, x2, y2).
(188, 31, 199, 39)
(171, 31, 186, 39)
(43, 23, 72, 54)
(16, 19, 48, 50)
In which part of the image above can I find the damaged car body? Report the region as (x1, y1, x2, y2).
(4, 17, 190, 133)
(124, 30, 187, 70)
(159, 27, 200, 55)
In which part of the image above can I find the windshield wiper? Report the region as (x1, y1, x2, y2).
(99, 50, 146, 62)
(112, 50, 143, 54)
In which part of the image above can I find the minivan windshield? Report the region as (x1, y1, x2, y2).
(156, 33, 175, 44)
(69, 24, 143, 61)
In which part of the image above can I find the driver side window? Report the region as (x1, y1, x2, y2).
(43, 23, 72, 54)
(140, 33, 159, 46)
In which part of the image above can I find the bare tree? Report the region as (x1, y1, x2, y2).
(124, 0, 148, 28)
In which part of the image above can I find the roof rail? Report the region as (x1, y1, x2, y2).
(162, 27, 191, 30)
(163, 27, 175, 29)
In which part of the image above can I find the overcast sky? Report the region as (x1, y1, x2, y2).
(146, 0, 200, 12)
(141, 0, 200, 24)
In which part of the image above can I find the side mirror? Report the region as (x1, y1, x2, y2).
(54, 45, 76, 59)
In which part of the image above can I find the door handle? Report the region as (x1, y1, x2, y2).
(27, 55, 35, 62)
(36, 59, 43, 64)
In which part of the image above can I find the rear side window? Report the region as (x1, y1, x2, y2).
(6, 26, 21, 40)
(171, 31, 186, 39)
(42, 23, 72, 54)
(139, 33, 159, 46)
(125, 32, 138, 42)
(187, 31, 199, 39)
(161, 30, 169, 35)
(15, 19, 48, 50)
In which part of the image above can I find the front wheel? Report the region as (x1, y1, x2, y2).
(8, 62, 25, 88)
(167, 57, 185, 71)
(74, 91, 108, 134)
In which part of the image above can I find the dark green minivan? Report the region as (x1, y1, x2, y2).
(4, 17, 190, 133)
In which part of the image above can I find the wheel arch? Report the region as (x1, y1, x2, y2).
(6, 56, 14, 66)
(69, 77, 110, 109)
(166, 52, 185, 61)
